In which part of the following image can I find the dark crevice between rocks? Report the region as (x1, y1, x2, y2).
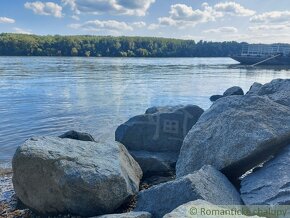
(114, 172, 176, 214)
(114, 195, 137, 214)
(222, 135, 290, 190)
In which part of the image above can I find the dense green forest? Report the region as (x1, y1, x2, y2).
(0, 33, 244, 57)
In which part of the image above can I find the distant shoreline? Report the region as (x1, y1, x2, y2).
(0, 33, 242, 57)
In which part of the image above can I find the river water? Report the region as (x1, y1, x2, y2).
(0, 57, 289, 167)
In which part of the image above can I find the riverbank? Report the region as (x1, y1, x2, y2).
(1, 78, 290, 217)
(0, 169, 30, 218)
(0, 163, 175, 217)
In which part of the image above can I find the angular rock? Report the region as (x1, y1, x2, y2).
(210, 95, 223, 102)
(246, 82, 263, 95)
(130, 150, 178, 177)
(163, 200, 263, 218)
(223, 86, 244, 96)
(59, 130, 95, 142)
(176, 95, 290, 179)
(241, 145, 290, 205)
(12, 137, 142, 216)
(115, 105, 204, 152)
(93, 212, 152, 218)
(251, 79, 290, 107)
(134, 165, 242, 218)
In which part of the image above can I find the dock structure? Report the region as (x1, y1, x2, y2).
(231, 43, 290, 66)
(241, 44, 290, 57)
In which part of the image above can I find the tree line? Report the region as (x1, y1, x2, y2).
(0, 33, 244, 57)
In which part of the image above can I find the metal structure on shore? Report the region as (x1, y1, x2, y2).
(231, 43, 290, 66)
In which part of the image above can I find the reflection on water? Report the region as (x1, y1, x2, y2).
(0, 57, 289, 166)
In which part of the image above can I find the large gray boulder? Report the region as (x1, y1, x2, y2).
(130, 151, 178, 177)
(241, 145, 290, 205)
(94, 212, 152, 218)
(116, 105, 204, 152)
(163, 200, 263, 218)
(176, 95, 290, 179)
(12, 137, 142, 216)
(116, 105, 204, 176)
(134, 165, 242, 218)
(246, 79, 290, 107)
(223, 86, 244, 96)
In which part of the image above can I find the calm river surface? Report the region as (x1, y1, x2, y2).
(0, 57, 290, 167)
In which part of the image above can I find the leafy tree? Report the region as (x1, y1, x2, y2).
(71, 47, 78, 56)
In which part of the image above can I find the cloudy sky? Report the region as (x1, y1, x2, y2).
(1, 0, 290, 43)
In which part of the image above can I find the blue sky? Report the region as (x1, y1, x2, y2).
(1, 0, 290, 43)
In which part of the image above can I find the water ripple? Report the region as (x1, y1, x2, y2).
(0, 57, 289, 165)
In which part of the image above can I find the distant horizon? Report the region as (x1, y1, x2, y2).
(1, 1, 290, 44)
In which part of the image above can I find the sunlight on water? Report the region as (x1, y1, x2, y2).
(0, 57, 289, 166)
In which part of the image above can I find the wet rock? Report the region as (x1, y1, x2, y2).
(134, 165, 242, 218)
(176, 95, 290, 179)
(209, 86, 244, 102)
(210, 95, 223, 102)
(12, 137, 142, 216)
(59, 130, 95, 142)
(163, 200, 262, 218)
(93, 211, 152, 218)
(130, 151, 178, 177)
(223, 86, 244, 96)
(241, 145, 290, 205)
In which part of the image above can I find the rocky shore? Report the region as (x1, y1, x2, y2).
(1, 78, 290, 218)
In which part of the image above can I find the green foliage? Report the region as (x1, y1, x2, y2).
(0, 33, 243, 57)
(71, 47, 78, 56)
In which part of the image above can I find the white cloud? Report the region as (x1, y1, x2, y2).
(148, 23, 159, 30)
(0, 17, 15, 24)
(242, 33, 290, 44)
(169, 4, 218, 23)
(69, 19, 134, 32)
(24, 1, 63, 18)
(13, 27, 32, 34)
(132, 21, 146, 28)
(214, 2, 255, 17)
(203, 26, 238, 34)
(158, 17, 177, 26)
(62, 0, 155, 16)
(151, 2, 255, 30)
(250, 11, 290, 24)
(249, 24, 289, 31)
(71, 15, 80, 20)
